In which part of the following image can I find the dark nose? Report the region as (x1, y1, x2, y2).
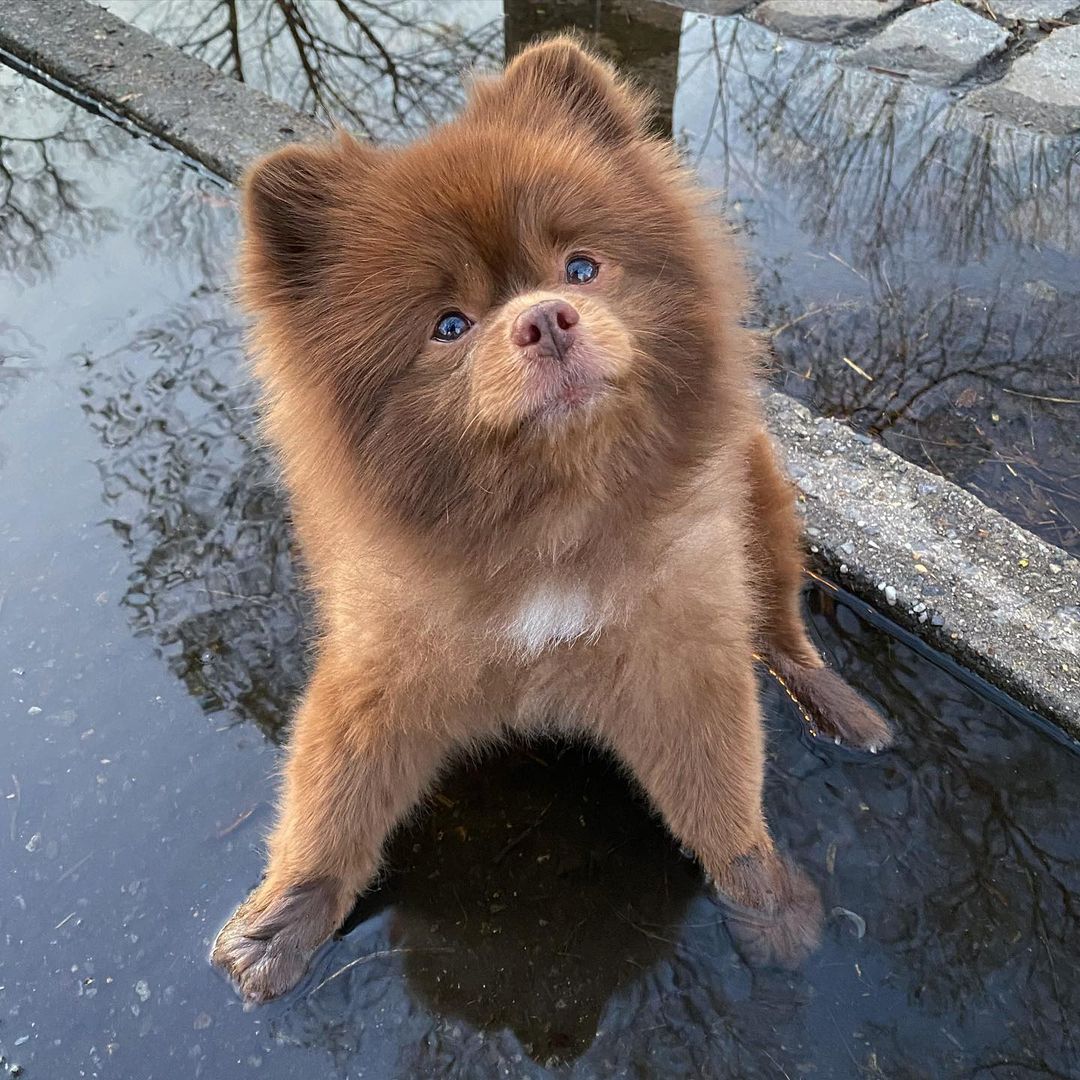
(510, 300, 580, 359)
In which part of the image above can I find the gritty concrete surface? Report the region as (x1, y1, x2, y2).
(0, 0, 1077, 734)
(968, 24, 1080, 131)
(984, 0, 1079, 20)
(0, 0, 326, 182)
(845, 0, 1011, 83)
(765, 393, 1079, 734)
(753, 0, 907, 42)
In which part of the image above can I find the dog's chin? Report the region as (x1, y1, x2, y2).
(527, 377, 610, 430)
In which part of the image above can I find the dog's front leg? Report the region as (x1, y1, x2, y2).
(211, 657, 449, 1003)
(594, 649, 823, 968)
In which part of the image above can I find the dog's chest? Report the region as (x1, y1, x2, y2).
(501, 582, 602, 655)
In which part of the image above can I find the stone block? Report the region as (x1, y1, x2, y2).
(754, 0, 907, 42)
(968, 24, 1080, 131)
(845, 0, 1010, 84)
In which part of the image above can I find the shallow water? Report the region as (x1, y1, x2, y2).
(3, 57, 1080, 1080)
(99, 0, 1080, 554)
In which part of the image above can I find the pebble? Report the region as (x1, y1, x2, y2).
(884, 585, 897, 606)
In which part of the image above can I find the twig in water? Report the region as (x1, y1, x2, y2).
(56, 851, 93, 884)
(494, 799, 554, 865)
(1001, 388, 1080, 405)
(841, 356, 874, 381)
(309, 947, 452, 995)
(216, 807, 256, 839)
(9, 773, 19, 842)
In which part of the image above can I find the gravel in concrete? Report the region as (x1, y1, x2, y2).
(753, 0, 907, 42)
(984, 0, 1079, 20)
(0, 0, 326, 182)
(845, 0, 1011, 83)
(766, 392, 1079, 735)
(968, 24, 1080, 132)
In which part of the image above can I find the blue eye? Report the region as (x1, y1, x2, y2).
(566, 256, 599, 284)
(433, 311, 472, 342)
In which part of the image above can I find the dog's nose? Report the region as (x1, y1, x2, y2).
(510, 300, 580, 358)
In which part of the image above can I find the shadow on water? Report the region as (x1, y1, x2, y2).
(2, 34, 1080, 1080)
(101, 0, 1080, 553)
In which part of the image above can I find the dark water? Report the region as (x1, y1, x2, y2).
(2, 64, 1080, 1079)
(98, 0, 1080, 555)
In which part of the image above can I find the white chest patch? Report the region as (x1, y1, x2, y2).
(502, 583, 602, 656)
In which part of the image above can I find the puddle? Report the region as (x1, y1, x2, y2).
(2, 62, 1080, 1078)
(98, 0, 1080, 554)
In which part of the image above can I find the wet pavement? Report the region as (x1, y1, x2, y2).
(98, 0, 1080, 555)
(3, 61, 1080, 1080)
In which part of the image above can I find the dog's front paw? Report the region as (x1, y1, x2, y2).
(211, 878, 343, 1004)
(713, 851, 823, 969)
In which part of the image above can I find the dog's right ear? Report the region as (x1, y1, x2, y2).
(468, 37, 651, 148)
(242, 133, 376, 302)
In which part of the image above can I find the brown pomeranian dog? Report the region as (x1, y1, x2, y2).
(211, 38, 892, 1003)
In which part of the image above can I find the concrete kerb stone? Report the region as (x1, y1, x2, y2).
(765, 394, 1078, 733)
(677, 0, 757, 14)
(752, 0, 908, 43)
(1, 0, 1077, 734)
(844, 0, 1011, 84)
(0, 0, 326, 183)
(986, 0, 1080, 21)
(968, 23, 1080, 133)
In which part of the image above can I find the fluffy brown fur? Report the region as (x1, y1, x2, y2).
(211, 38, 892, 1003)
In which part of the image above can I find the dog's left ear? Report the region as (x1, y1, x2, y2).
(468, 37, 651, 147)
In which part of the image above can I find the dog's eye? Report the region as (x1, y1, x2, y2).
(433, 311, 473, 342)
(566, 256, 599, 285)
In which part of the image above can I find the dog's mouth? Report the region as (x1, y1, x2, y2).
(529, 374, 610, 425)
(520, 344, 615, 427)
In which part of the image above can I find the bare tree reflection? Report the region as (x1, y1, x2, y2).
(108, 0, 504, 140)
(676, 16, 1080, 552)
(1, 68, 238, 289)
(0, 94, 121, 284)
(77, 295, 308, 741)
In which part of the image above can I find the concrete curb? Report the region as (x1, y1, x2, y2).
(0, 0, 326, 182)
(766, 393, 1078, 731)
(1, 0, 1076, 734)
